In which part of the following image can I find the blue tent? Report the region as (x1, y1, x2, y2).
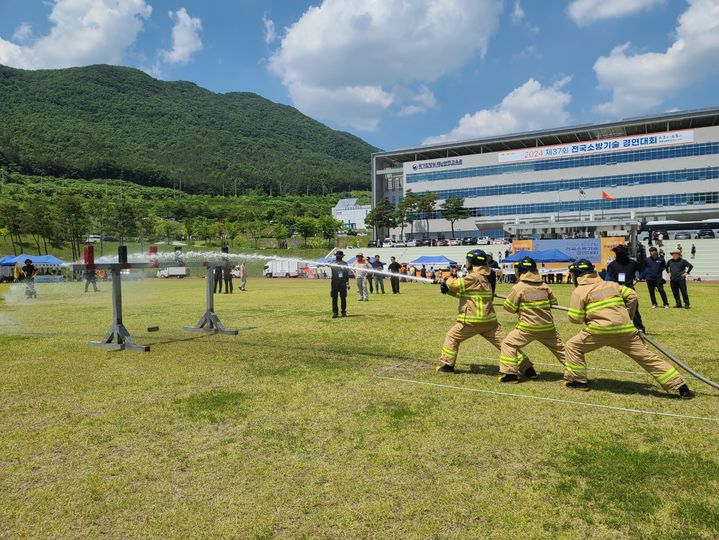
(410, 255, 458, 266)
(503, 249, 573, 263)
(0, 254, 67, 266)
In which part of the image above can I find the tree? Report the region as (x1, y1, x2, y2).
(109, 198, 141, 246)
(0, 199, 24, 255)
(397, 190, 418, 240)
(56, 195, 87, 260)
(318, 215, 343, 247)
(364, 197, 397, 240)
(440, 197, 468, 238)
(295, 217, 317, 247)
(416, 193, 438, 239)
(273, 223, 289, 249)
(244, 220, 267, 249)
(156, 220, 182, 245)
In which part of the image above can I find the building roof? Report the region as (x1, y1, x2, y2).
(334, 198, 358, 209)
(373, 107, 719, 164)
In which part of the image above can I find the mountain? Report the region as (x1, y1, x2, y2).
(0, 64, 379, 195)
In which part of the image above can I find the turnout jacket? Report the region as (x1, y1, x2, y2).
(502, 271, 558, 332)
(568, 273, 637, 334)
(444, 266, 497, 325)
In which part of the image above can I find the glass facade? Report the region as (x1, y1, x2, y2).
(413, 166, 719, 200)
(416, 192, 719, 220)
(406, 142, 719, 184)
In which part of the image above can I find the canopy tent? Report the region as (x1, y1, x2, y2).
(502, 249, 573, 263)
(0, 254, 67, 266)
(409, 255, 458, 266)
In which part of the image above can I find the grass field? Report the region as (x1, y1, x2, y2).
(1, 276, 719, 539)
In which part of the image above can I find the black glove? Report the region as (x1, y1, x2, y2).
(440, 281, 449, 295)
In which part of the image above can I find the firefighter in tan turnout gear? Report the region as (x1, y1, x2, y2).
(498, 257, 565, 383)
(435, 249, 535, 377)
(564, 259, 694, 399)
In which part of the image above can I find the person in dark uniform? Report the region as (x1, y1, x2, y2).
(330, 250, 350, 318)
(222, 256, 233, 294)
(606, 244, 645, 332)
(388, 256, 401, 294)
(487, 254, 500, 294)
(213, 264, 224, 294)
(21, 259, 38, 298)
(643, 247, 669, 308)
(666, 250, 693, 309)
(84, 268, 99, 292)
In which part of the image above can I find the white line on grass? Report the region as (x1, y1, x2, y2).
(376, 375, 719, 423)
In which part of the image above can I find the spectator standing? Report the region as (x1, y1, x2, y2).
(643, 247, 669, 308)
(213, 264, 223, 294)
(666, 250, 693, 309)
(222, 256, 234, 294)
(676, 243, 683, 256)
(420, 265, 427, 279)
(330, 250, 349, 318)
(353, 253, 371, 301)
(84, 268, 99, 293)
(691, 244, 696, 259)
(239, 261, 248, 291)
(487, 254, 500, 293)
(606, 244, 646, 332)
(388, 256, 401, 294)
(371, 255, 385, 293)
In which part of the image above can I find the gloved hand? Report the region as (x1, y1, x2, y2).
(347, 283, 351, 291)
(440, 281, 449, 294)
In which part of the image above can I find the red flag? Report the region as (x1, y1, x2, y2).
(602, 191, 614, 201)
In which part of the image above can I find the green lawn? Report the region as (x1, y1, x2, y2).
(1, 277, 718, 539)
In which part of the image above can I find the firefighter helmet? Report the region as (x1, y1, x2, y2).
(568, 259, 595, 276)
(513, 256, 537, 275)
(466, 249, 487, 269)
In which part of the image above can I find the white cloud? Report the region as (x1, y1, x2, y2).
(12, 23, 33, 43)
(398, 85, 437, 116)
(161, 8, 203, 64)
(593, 0, 719, 117)
(568, 0, 666, 26)
(262, 13, 277, 44)
(0, 0, 152, 69)
(268, 0, 502, 131)
(511, 1, 525, 24)
(423, 77, 572, 145)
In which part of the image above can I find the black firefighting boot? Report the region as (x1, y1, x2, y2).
(678, 384, 695, 400)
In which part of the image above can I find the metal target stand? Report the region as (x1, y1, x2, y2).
(183, 263, 238, 335)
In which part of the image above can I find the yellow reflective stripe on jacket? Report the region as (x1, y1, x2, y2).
(585, 296, 625, 314)
(518, 300, 552, 310)
(568, 308, 586, 318)
(657, 367, 679, 384)
(459, 291, 493, 298)
(584, 322, 636, 334)
(503, 298, 518, 311)
(441, 347, 458, 358)
(620, 286, 632, 299)
(516, 322, 556, 332)
(549, 297, 558, 305)
(457, 313, 497, 324)
(458, 277, 465, 294)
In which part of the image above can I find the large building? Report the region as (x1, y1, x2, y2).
(372, 108, 719, 240)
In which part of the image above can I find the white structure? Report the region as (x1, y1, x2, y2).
(332, 198, 371, 230)
(372, 108, 719, 240)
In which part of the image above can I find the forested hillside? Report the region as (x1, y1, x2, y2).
(0, 64, 378, 195)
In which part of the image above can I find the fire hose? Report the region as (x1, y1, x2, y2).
(493, 293, 719, 391)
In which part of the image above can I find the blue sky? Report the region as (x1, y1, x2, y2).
(1, 0, 718, 150)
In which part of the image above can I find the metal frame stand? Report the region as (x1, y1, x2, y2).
(89, 267, 150, 352)
(183, 265, 238, 335)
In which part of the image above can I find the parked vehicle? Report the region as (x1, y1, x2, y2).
(697, 229, 716, 239)
(448, 238, 461, 246)
(476, 236, 491, 245)
(367, 240, 378, 248)
(264, 260, 302, 278)
(674, 232, 692, 240)
(157, 267, 188, 279)
(492, 238, 509, 245)
(405, 239, 418, 247)
(462, 237, 477, 245)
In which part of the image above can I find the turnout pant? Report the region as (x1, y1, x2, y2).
(500, 328, 565, 375)
(390, 276, 400, 294)
(331, 285, 347, 315)
(563, 330, 686, 391)
(439, 322, 532, 372)
(356, 277, 369, 300)
(374, 275, 385, 293)
(646, 279, 669, 307)
(670, 279, 690, 307)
